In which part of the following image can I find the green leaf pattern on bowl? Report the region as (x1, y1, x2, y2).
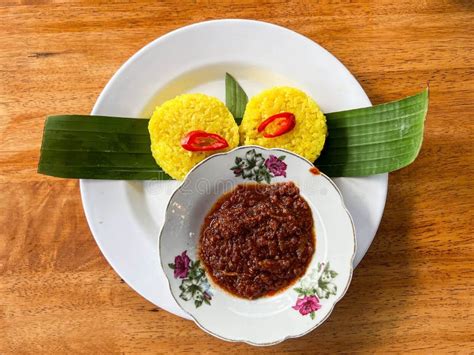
(169, 253, 212, 308)
(230, 149, 287, 183)
(293, 262, 338, 319)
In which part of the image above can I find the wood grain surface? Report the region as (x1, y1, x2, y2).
(1, 1, 473, 353)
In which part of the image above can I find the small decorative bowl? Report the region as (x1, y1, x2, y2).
(159, 145, 356, 346)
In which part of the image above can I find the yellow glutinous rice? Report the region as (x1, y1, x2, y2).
(239, 87, 327, 162)
(148, 94, 239, 180)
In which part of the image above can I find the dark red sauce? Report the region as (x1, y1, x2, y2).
(199, 182, 315, 299)
(309, 167, 320, 175)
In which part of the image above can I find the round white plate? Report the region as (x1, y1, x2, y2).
(160, 146, 356, 345)
(81, 19, 387, 319)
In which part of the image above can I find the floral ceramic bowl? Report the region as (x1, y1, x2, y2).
(159, 145, 356, 346)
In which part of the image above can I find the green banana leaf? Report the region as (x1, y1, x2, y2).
(38, 89, 428, 179)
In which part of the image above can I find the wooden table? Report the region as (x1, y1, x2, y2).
(1, 1, 473, 353)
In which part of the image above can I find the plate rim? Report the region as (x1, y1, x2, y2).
(80, 18, 388, 320)
(159, 145, 357, 346)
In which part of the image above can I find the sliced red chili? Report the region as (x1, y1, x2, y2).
(257, 112, 296, 138)
(181, 130, 229, 152)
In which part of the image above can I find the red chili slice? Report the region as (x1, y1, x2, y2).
(181, 130, 229, 152)
(257, 112, 296, 138)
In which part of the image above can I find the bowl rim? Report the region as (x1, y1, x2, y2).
(158, 145, 356, 346)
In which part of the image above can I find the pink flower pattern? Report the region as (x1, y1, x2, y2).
(169, 251, 212, 307)
(293, 262, 338, 319)
(230, 149, 286, 183)
(292, 295, 322, 316)
(173, 251, 191, 279)
(265, 155, 287, 177)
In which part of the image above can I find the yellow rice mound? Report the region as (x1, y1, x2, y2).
(239, 87, 327, 162)
(148, 94, 239, 180)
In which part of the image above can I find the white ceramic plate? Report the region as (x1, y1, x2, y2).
(160, 146, 356, 345)
(81, 19, 387, 319)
